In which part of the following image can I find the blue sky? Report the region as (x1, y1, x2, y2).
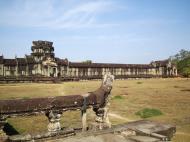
(0, 0, 190, 64)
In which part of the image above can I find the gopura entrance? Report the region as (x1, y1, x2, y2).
(43, 65, 57, 77)
(42, 58, 58, 77)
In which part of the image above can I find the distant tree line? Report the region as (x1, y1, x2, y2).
(169, 49, 190, 77)
(82, 60, 92, 64)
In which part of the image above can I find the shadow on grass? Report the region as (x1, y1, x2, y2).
(3, 123, 19, 135)
(180, 89, 190, 92)
(137, 82, 143, 84)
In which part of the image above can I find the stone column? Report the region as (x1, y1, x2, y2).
(88, 68, 91, 77)
(0, 65, 2, 76)
(166, 68, 169, 76)
(76, 68, 79, 77)
(26, 65, 29, 76)
(46, 111, 61, 132)
(55, 67, 57, 77)
(15, 64, 18, 77)
(93, 96, 111, 130)
(103, 106, 111, 128)
(93, 107, 111, 130)
(66, 66, 69, 77)
(2, 65, 4, 76)
(48, 66, 50, 77)
(95, 108, 104, 130)
(81, 110, 87, 132)
(81, 95, 88, 132)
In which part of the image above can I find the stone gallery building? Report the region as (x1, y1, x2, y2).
(0, 40, 177, 79)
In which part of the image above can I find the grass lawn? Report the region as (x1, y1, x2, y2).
(0, 78, 190, 141)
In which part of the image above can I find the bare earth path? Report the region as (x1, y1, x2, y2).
(109, 112, 134, 122)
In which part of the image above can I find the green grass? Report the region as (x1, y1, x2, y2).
(136, 81, 143, 84)
(135, 108, 163, 118)
(113, 95, 123, 100)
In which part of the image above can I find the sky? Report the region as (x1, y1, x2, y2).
(0, 0, 190, 64)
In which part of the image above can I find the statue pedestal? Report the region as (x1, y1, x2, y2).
(89, 122, 111, 131)
(46, 111, 61, 132)
(91, 107, 111, 131)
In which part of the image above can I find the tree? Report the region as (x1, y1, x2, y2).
(177, 56, 190, 77)
(179, 49, 190, 60)
(169, 49, 190, 77)
(170, 49, 190, 62)
(82, 60, 92, 64)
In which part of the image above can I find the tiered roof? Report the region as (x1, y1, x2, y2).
(69, 62, 151, 69)
(31, 40, 54, 51)
(16, 58, 27, 65)
(55, 58, 68, 66)
(32, 40, 53, 46)
(3, 59, 17, 66)
(26, 55, 36, 64)
(151, 60, 170, 67)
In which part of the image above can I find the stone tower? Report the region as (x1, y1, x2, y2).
(31, 40, 57, 77)
(31, 40, 55, 62)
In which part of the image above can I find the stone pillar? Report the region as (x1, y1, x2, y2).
(88, 68, 91, 77)
(15, 64, 18, 77)
(76, 68, 79, 77)
(96, 109, 104, 130)
(93, 96, 111, 130)
(46, 111, 61, 132)
(175, 69, 178, 76)
(26, 65, 29, 76)
(55, 67, 57, 77)
(48, 66, 50, 77)
(81, 111, 87, 132)
(136, 68, 138, 75)
(166, 68, 169, 76)
(2, 65, 4, 76)
(0, 65, 2, 76)
(93, 107, 111, 130)
(103, 106, 111, 128)
(81, 95, 88, 132)
(128, 68, 130, 75)
(66, 66, 69, 77)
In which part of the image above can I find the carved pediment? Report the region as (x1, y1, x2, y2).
(42, 57, 57, 66)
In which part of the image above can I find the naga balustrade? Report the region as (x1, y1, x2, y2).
(0, 74, 114, 134)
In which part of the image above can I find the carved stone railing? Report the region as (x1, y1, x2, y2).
(0, 74, 114, 140)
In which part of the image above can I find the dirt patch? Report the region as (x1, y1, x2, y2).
(173, 85, 184, 88)
(109, 113, 133, 122)
(118, 86, 128, 88)
(180, 89, 190, 92)
(121, 93, 128, 96)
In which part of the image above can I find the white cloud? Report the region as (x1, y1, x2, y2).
(0, 0, 115, 29)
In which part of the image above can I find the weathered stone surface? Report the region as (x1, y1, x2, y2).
(9, 128, 75, 142)
(128, 135, 160, 142)
(46, 111, 62, 132)
(114, 120, 175, 141)
(51, 134, 133, 142)
(46, 120, 175, 142)
(4, 120, 175, 141)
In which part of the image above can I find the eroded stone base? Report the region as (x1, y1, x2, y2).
(89, 122, 111, 131)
